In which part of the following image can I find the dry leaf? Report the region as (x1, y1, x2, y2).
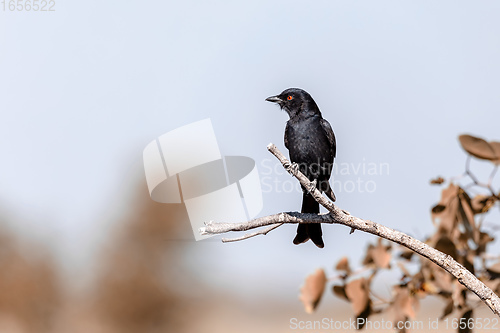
(434, 236, 457, 259)
(392, 286, 417, 320)
(457, 189, 479, 244)
(345, 278, 370, 316)
(335, 257, 351, 274)
(490, 141, 500, 164)
(372, 240, 391, 269)
(452, 281, 467, 309)
(471, 195, 496, 214)
(458, 134, 496, 161)
(332, 285, 348, 301)
(432, 184, 460, 234)
(299, 268, 327, 313)
(459, 254, 475, 275)
(476, 232, 495, 255)
(428, 263, 453, 294)
(362, 244, 375, 266)
(400, 249, 414, 260)
(430, 177, 445, 185)
(345, 278, 372, 329)
(486, 261, 500, 279)
(440, 299, 454, 319)
(363, 239, 391, 269)
(421, 281, 439, 294)
(431, 204, 446, 214)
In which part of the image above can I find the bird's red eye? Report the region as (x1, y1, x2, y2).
(287, 95, 293, 101)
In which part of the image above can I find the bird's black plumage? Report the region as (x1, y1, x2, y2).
(266, 88, 336, 248)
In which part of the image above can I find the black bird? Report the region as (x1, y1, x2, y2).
(266, 88, 336, 248)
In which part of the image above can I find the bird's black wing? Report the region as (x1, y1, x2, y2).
(320, 118, 336, 158)
(284, 122, 289, 149)
(320, 118, 337, 202)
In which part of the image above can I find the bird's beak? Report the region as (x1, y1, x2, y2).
(265, 95, 282, 104)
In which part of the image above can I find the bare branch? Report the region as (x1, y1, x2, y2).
(200, 143, 500, 317)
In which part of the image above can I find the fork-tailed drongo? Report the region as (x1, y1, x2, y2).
(266, 88, 336, 248)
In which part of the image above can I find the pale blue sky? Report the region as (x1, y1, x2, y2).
(1, 1, 500, 299)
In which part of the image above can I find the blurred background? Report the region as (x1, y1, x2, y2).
(1, 1, 500, 332)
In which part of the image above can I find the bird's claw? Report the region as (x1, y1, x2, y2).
(307, 179, 317, 193)
(285, 162, 299, 176)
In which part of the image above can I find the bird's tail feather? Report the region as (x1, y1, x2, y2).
(324, 181, 336, 202)
(293, 192, 324, 248)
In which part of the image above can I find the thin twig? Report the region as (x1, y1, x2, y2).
(488, 166, 498, 187)
(465, 155, 500, 200)
(328, 265, 371, 282)
(221, 223, 284, 243)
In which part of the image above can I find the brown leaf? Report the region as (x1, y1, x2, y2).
(432, 184, 460, 235)
(459, 309, 473, 333)
(299, 268, 327, 313)
(363, 239, 391, 269)
(345, 278, 370, 316)
(440, 299, 454, 319)
(429, 263, 453, 294)
(431, 204, 446, 214)
(457, 189, 479, 244)
(476, 232, 495, 255)
(458, 134, 496, 161)
(456, 232, 469, 251)
(335, 256, 351, 274)
(345, 278, 373, 329)
(434, 236, 458, 260)
(332, 285, 348, 301)
(372, 239, 391, 269)
(392, 286, 417, 319)
(430, 176, 445, 185)
(440, 184, 459, 201)
(411, 270, 433, 296)
(356, 305, 373, 330)
(486, 261, 500, 280)
(471, 195, 496, 214)
(459, 254, 475, 275)
(391, 287, 420, 333)
(490, 141, 500, 164)
(452, 281, 467, 309)
(421, 281, 439, 294)
(362, 244, 375, 266)
(400, 249, 414, 260)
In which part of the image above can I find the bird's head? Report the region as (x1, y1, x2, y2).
(265, 88, 320, 118)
